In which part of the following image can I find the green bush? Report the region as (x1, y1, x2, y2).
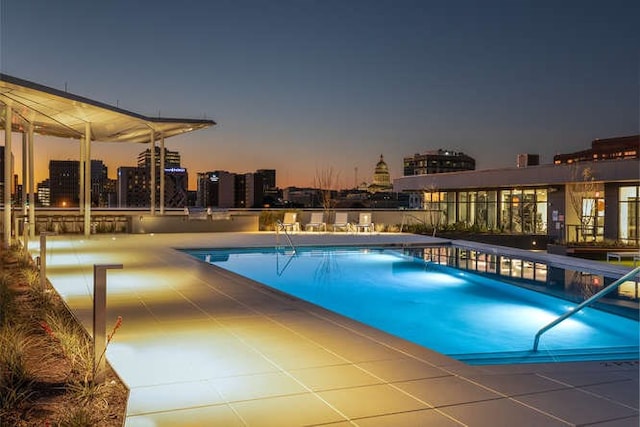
(259, 210, 280, 230)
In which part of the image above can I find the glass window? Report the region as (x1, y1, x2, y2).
(486, 191, 497, 230)
(498, 188, 547, 234)
(468, 192, 477, 226)
(512, 189, 523, 232)
(475, 191, 488, 230)
(446, 192, 456, 225)
(522, 189, 536, 233)
(580, 197, 604, 241)
(500, 190, 511, 232)
(423, 191, 447, 229)
(500, 190, 523, 232)
(619, 186, 639, 244)
(459, 192, 468, 223)
(535, 189, 548, 233)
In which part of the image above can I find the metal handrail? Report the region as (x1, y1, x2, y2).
(275, 220, 297, 255)
(276, 249, 297, 276)
(533, 266, 640, 351)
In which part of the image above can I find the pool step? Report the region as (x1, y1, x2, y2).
(451, 346, 640, 365)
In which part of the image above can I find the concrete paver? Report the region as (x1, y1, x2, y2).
(32, 232, 639, 426)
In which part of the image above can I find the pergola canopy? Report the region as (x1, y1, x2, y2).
(0, 73, 215, 142)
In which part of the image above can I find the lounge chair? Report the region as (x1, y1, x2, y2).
(354, 212, 374, 233)
(305, 212, 327, 232)
(279, 212, 300, 232)
(331, 212, 351, 232)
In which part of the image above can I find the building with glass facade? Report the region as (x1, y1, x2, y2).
(403, 149, 475, 176)
(394, 158, 639, 245)
(49, 159, 107, 207)
(554, 135, 638, 164)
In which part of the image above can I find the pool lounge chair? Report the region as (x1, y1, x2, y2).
(354, 212, 374, 233)
(305, 212, 327, 232)
(279, 212, 300, 232)
(331, 212, 351, 232)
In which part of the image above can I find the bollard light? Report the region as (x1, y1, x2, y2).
(93, 263, 123, 384)
(39, 232, 56, 291)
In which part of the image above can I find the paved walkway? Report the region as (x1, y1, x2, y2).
(33, 232, 638, 426)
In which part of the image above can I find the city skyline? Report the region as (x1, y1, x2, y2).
(1, 0, 638, 189)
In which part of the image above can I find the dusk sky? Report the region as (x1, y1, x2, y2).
(1, 0, 638, 189)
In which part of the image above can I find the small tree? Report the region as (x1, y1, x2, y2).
(567, 165, 597, 242)
(314, 167, 340, 220)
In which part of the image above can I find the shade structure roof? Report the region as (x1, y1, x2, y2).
(0, 73, 215, 143)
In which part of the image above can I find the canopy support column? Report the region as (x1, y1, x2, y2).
(79, 128, 85, 213)
(83, 123, 91, 237)
(21, 132, 27, 215)
(4, 105, 12, 247)
(27, 123, 35, 238)
(160, 134, 165, 215)
(150, 130, 156, 215)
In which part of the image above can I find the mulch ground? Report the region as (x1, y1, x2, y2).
(1, 249, 128, 426)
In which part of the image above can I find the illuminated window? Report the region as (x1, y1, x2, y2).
(619, 186, 639, 244)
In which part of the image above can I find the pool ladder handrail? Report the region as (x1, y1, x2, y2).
(533, 266, 640, 352)
(275, 220, 297, 255)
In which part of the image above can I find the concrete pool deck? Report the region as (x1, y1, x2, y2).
(31, 232, 638, 426)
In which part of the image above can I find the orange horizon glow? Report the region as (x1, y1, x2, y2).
(3, 131, 388, 191)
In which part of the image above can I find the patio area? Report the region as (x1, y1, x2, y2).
(30, 232, 639, 426)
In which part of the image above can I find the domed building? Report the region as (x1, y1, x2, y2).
(368, 154, 393, 193)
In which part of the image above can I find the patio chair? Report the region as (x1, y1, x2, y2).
(331, 212, 351, 232)
(354, 212, 374, 233)
(305, 212, 327, 232)
(279, 212, 300, 232)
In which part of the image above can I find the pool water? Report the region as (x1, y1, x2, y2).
(186, 247, 639, 364)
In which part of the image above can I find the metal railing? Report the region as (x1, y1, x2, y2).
(275, 220, 297, 255)
(533, 266, 640, 351)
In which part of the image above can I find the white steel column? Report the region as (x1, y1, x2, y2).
(28, 123, 35, 238)
(83, 123, 91, 237)
(4, 105, 12, 246)
(159, 134, 165, 215)
(21, 132, 27, 215)
(79, 129, 85, 212)
(150, 130, 156, 215)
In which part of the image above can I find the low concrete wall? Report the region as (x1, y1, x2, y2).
(130, 213, 259, 234)
(291, 210, 421, 231)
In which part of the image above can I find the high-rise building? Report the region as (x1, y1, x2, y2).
(102, 178, 118, 207)
(91, 160, 109, 206)
(244, 172, 265, 208)
(37, 179, 50, 207)
(256, 169, 279, 207)
(49, 160, 79, 207)
(196, 171, 235, 208)
(137, 147, 181, 169)
(553, 135, 639, 164)
(117, 166, 148, 208)
(403, 149, 475, 176)
(163, 167, 189, 207)
(234, 174, 247, 208)
(0, 146, 15, 204)
(49, 159, 108, 207)
(197, 169, 273, 208)
(256, 169, 276, 191)
(118, 148, 188, 208)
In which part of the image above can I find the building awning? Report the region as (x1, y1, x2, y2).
(0, 73, 215, 142)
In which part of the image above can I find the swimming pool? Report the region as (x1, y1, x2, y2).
(185, 246, 639, 365)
